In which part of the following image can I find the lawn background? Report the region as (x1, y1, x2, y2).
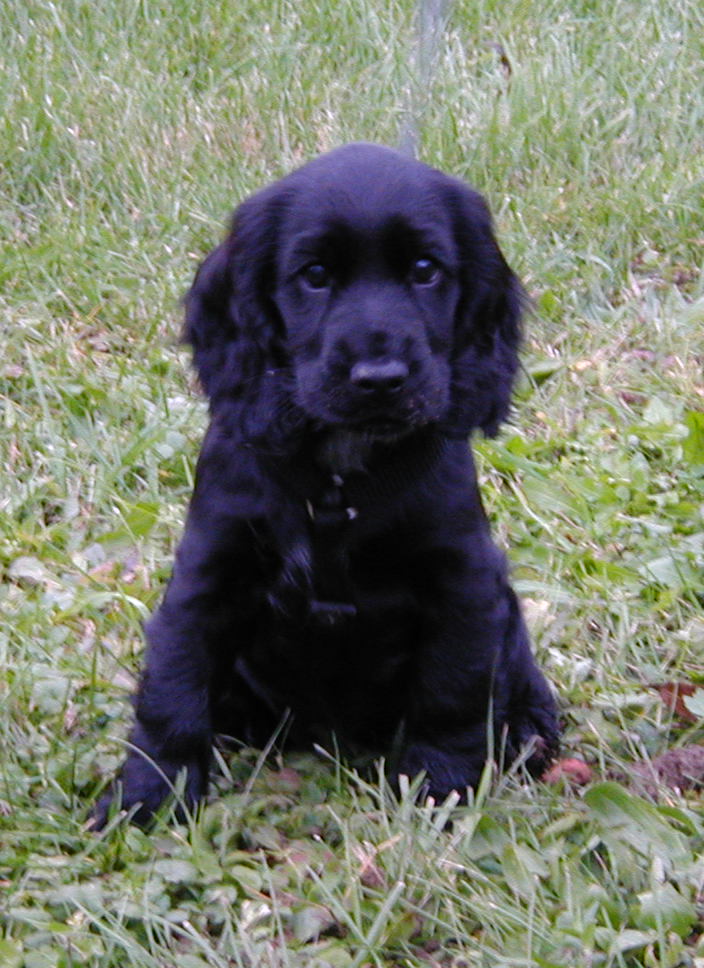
(1, 0, 703, 965)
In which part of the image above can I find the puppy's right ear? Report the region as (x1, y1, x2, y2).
(182, 184, 289, 424)
(182, 237, 238, 400)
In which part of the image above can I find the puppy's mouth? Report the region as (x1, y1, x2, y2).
(318, 395, 437, 439)
(351, 416, 414, 440)
(309, 409, 419, 447)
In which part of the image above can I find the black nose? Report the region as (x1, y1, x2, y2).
(349, 359, 409, 393)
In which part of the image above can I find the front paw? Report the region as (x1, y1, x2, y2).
(507, 700, 560, 777)
(398, 741, 486, 802)
(93, 753, 207, 829)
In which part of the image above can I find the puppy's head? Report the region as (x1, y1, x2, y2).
(184, 143, 523, 448)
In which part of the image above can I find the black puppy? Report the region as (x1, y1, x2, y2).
(97, 143, 558, 826)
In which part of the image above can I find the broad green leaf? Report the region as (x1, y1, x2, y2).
(639, 554, 684, 588)
(603, 928, 655, 954)
(300, 941, 353, 967)
(292, 904, 337, 942)
(23, 951, 63, 968)
(683, 410, 704, 469)
(537, 288, 561, 318)
(0, 941, 22, 968)
(230, 863, 263, 892)
(634, 883, 697, 937)
(464, 815, 510, 859)
(642, 397, 676, 425)
(501, 843, 548, 897)
(98, 501, 160, 544)
(521, 476, 587, 519)
(153, 858, 199, 883)
(8, 556, 52, 585)
(526, 357, 563, 383)
(154, 429, 187, 459)
(682, 688, 704, 719)
(584, 782, 690, 864)
(30, 671, 72, 716)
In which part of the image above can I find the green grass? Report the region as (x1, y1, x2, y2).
(1, 0, 703, 965)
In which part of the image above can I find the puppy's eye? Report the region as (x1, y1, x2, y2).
(301, 263, 331, 290)
(410, 257, 440, 286)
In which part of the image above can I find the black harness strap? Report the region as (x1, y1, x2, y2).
(305, 474, 359, 625)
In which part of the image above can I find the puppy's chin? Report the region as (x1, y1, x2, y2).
(315, 423, 416, 474)
(352, 417, 417, 441)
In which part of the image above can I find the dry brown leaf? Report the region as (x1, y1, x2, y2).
(542, 758, 593, 786)
(651, 682, 699, 723)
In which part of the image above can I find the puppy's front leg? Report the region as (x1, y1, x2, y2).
(94, 457, 265, 827)
(94, 549, 219, 825)
(400, 547, 558, 801)
(106, 587, 216, 826)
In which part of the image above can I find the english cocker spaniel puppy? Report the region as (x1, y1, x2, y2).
(96, 143, 559, 826)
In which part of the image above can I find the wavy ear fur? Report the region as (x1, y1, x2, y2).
(442, 178, 525, 438)
(183, 183, 303, 448)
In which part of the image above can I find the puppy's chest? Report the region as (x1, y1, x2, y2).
(267, 478, 422, 633)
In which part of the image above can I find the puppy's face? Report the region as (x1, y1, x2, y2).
(185, 143, 522, 444)
(273, 145, 462, 438)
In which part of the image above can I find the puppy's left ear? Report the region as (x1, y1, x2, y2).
(443, 179, 525, 437)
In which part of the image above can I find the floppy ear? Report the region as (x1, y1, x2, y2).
(442, 179, 525, 437)
(183, 184, 302, 448)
